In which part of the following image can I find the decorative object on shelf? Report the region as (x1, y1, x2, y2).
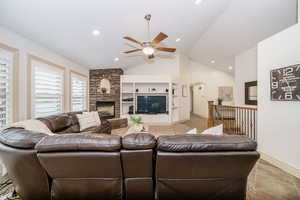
(245, 81, 257, 105)
(182, 84, 188, 97)
(99, 78, 111, 94)
(172, 88, 175, 95)
(270, 64, 300, 101)
(101, 87, 107, 94)
(217, 98, 223, 105)
(123, 98, 134, 102)
(128, 105, 134, 114)
(151, 88, 156, 92)
(136, 88, 139, 93)
(218, 87, 233, 102)
(165, 88, 169, 93)
(129, 116, 144, 132)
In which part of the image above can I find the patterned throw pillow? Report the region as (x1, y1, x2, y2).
(76, 111, 101, 131)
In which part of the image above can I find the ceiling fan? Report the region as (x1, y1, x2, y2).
(123, 14, 176, 59)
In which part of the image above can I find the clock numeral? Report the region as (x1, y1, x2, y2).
(283, 67, 293, 76)
(285, 92, 293, 100)
(272, 82, 278, 89)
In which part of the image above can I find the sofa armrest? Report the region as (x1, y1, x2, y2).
(107, 118, 128, 130)
(0, 128, 47, 149)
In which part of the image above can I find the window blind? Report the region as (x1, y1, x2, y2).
(32, 60, 64, 118)
(71, 73, 87, 112)
(0, 49, 13, 128)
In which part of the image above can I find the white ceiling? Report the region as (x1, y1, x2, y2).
(0, 0, 297, 72)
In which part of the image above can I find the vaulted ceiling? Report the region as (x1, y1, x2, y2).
(0, 0, 297, 72)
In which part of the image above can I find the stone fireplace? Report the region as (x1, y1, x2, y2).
(89, 68, 123, 118)
(96, 101, 115, 118)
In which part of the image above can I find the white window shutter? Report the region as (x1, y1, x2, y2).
(32, 61, 64, 118)
(71, 73, 87, 112)
(0, 49, 13, 128)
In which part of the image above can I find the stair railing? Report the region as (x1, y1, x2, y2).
(208, 101, 257, 140)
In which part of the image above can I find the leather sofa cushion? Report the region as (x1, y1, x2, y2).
(157, 135, 257, 152)
(35, 133, 121, 152)
(0, 128, 47, 149)
(122, 133, 156, 150)
(37, 114, 72, 133)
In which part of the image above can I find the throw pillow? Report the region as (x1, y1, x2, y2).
(77, 111, 101, 131)
(201, 124, 223, 135)
(8, 119, 54, 135)
(186, 128, 198, 134)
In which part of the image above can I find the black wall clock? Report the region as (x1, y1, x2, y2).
(270, 64, 300, 101)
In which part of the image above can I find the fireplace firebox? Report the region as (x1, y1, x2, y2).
(96, 101, 115, 119)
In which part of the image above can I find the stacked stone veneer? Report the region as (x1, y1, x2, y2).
(89, 68, 124, 118)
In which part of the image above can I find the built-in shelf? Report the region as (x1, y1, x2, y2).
(121, 75, 179, 124)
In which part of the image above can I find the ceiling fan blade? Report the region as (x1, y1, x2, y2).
(123, 36, 143, 46)
(123, 49, 142, 54)
(156, 47, 176, 52)
(152, 32, 168, 45)
(148, 54, 155, 59)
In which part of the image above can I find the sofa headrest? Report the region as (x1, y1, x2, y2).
(122, 133, 156, 150)
(157, 135, 257, 152)
(37, 114, 72, 132)
(0, 128, 47, 149)
(35, 133, 121, 152)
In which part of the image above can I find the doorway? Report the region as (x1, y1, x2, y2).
(190, 82, 208, 118)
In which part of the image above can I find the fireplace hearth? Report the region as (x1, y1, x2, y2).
(96, 101, 115, 119)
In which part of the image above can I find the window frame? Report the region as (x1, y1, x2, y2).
(0, 42, 19, 124)
(70, 70, 88, 112)
(28, 54, 66, 119)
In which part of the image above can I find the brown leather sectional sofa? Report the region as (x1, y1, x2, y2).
(0, 112, 260, 200)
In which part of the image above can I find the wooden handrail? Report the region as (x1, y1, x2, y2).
(213, 104, 257, 110)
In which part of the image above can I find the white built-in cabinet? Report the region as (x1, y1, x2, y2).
(120, 75, 179, 124)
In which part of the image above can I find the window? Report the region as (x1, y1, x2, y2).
(0, 48, 13, 127)
(71, 72, 87, 112)
(31, 58, 64, 118)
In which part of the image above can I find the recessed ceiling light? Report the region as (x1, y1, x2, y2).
(210, 60, 215, 64)
(176, 38, 181, 42)
(92, 30, 100, 36)
(195, 0, 203, 5)
(228, 66, 233, 70)
(114, 57, 119, 62)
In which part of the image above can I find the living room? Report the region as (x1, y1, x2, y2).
(0, 0, 300, 200)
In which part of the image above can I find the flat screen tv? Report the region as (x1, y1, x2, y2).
(137, 96, 167, 114)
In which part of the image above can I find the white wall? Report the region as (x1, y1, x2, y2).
(188, 61, 235, 118)
(234, 46, 257, 106)
(124, 55, 180, 80)
(0, 26, 89, 120)
(257, 22, 300, 172)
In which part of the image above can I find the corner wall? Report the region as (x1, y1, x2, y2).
(257, 22, 300, 174)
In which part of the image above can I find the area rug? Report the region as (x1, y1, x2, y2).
(0, 175, 20, 200)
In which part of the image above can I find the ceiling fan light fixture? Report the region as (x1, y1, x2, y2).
(143, 47, 155, 55)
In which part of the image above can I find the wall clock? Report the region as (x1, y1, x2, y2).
(270, 64, 300, 101)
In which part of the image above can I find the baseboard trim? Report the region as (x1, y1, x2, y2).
(260, 152, 300, 179)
